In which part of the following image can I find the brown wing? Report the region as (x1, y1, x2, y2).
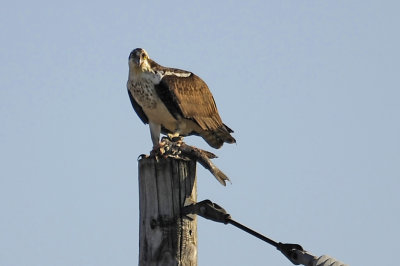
(155, 73, 223, 131)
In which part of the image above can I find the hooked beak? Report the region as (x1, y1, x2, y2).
(129, 54, 142, 67)
(134, 57, 142, 66)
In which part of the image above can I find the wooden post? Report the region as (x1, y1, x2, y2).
(138, 157, 197, 266)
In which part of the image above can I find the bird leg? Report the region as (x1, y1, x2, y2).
(148, 122, 165, 157)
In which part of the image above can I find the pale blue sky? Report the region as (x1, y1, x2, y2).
(1, 1, 399, 265)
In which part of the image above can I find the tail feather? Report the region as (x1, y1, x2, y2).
(200, 124, 236, 149)
(223, 123, 234, 133)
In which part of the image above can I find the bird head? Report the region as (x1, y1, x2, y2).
(129, 48, 151, 71)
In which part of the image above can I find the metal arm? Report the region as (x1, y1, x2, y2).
(182, 199, 348, 266)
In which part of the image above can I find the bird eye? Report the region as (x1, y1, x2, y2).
(141, 53, 147, 59)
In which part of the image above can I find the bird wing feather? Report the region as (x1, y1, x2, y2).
(155, 73, 223, 131)
(127, 89, 149, 124)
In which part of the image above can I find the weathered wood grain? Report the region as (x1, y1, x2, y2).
(138, 157, 197, 266)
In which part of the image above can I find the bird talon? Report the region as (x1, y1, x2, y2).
(171, 136, 183, 143)
(137, 154, 149, 160)
(150, 140, 169, 158)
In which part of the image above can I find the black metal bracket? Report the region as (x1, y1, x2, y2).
(182, 199, 231, 224)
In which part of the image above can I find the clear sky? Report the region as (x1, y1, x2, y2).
(1, 0, 399, 265)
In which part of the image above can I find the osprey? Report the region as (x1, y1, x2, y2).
(127, 48, 236, 150)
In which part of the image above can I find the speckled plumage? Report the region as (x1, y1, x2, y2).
(128, 80, 157, 109)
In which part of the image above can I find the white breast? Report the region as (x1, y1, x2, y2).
(128, 79, 177, 131)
